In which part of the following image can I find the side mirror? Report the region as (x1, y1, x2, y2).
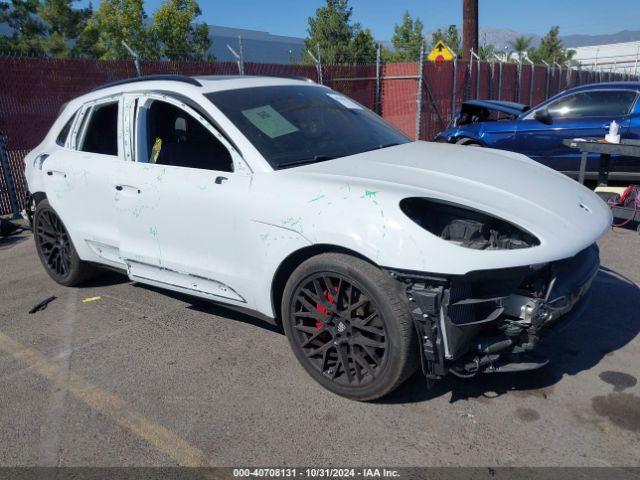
(534, 108, 553, 125)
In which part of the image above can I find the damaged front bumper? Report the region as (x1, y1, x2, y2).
(388, 244, 599, 382)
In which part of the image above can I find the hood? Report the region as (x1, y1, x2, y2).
(462, 100, 529, 116)
(283, 141, 611, 261)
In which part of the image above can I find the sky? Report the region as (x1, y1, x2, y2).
(86, 0, 640, 40)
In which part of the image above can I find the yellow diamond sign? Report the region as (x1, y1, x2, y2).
(428, 40, 454, 62)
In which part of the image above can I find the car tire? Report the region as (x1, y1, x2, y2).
(455, 137, 481, 147)
(33, 199, 97, 286)
(282, 253, 418, 401)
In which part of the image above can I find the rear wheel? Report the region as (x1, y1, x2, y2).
(282, 253, 418, 401)
(33, 199, 97, 286)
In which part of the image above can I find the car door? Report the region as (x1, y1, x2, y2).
(41, 96, 127, 269)
(515, 90, 636, 175)
(115, 93, 253, 305)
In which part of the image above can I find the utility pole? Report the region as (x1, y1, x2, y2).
(462, 0, 478, 62)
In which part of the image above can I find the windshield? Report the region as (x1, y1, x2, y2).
(205, 85, 410, 169)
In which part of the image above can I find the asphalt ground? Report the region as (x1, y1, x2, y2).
(0, 226, 639, 468)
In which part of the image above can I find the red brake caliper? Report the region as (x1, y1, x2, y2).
(315, 286, 336, 328)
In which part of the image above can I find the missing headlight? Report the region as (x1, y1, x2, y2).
(400, 198, 540, 250)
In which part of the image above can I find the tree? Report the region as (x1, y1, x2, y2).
(389, 11, 424, 62)
(152, 0, 212, 60)
(508, 35, 532, 62)
(528, 26, 573, 65)
(477, 43, 496, 61)
(350, 28, 376, 63)
(0, 0, 46, 55)
(304, 0, 363, 64)
(38, 0, 92, 58)
(74, 4, 101, 58)
(431, 24, 461, 57)
(83, 0, 157, 60)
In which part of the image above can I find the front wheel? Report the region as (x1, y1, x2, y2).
(281, 253, 418, 401)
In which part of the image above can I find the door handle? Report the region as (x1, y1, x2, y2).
(215, 176, 228, 184)
(115, 185, 141, 194)
(46, 170, 67, 178)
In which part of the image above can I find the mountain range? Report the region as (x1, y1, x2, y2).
(477, 27, 640, 50)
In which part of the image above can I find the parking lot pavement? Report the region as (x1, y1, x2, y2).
(0, 228, 639, 467)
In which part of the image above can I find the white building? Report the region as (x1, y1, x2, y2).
(572, 40, 640, 75)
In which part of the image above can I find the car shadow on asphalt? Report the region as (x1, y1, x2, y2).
(132, 282, 283, 334)
(124, 267, 639, 405)
(0, 231, 30, 250)
(382, 266, 640, 404)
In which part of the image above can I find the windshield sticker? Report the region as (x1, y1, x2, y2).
(241, 105, 299, 139)
(327, 93, 363, 110)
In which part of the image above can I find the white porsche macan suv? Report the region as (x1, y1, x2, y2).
(23, 75, 611, 400)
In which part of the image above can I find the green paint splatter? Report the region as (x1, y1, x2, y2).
(361, 189, 378, 198)
(149, 227, 163, 267)
(282, 216, 303, 233)
(156, 168, 166, 182)
(308, 194, 326, 203)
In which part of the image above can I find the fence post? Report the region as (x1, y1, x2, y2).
(121, 41, 141, 77)
(489, 60, 494, 99)
(542, 60, 550, 99)
(451, 57, 458, 121)
(553, 61, 562, 93)
(238, 36, 245, 75)
(226, 37, 245, 75)
(305, 47, 323, 85)
(516, 60, 522, 103)
(470, 49, 480, 98)
(524, 56, 534, 106)
(497, 60, 503, 101)
(316, 44, 323, 85)
(415, 43, 425, 141)
(0, 135, 20, 219)
(375, 44, 381, 115)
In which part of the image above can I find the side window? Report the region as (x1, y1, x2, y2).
(580, 91, 636, 116)
(547, 91, 636, 119)
(80, 102, 119, 156)
(56, 111, 77, 146)
(142, 100, 233, 172)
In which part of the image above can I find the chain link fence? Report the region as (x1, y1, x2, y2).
(0, 55, 634, 215)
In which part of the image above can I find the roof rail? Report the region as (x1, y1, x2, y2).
(91, 74, 202, 92)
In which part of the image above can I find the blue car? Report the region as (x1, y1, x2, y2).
(435, 82, 640, 182)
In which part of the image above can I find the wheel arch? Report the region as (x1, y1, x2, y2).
(270, 243, 378, 325)
(25, 191, 48, 226)
(32, 191, 47, 205)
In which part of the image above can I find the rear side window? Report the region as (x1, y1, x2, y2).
(56, 111, 77, 146)
(547, 90, 637, 118)
(80, 102, 119, 156)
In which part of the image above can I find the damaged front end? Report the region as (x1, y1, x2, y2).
(388, 244, 599, 384)
(453, 100, 529, 127)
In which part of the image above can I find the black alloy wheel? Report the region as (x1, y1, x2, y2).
(33, 199, 97, 286)
(35, 208, 72, 278)
(290, 273, 388, 388)
(282, 253, 417, 401)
